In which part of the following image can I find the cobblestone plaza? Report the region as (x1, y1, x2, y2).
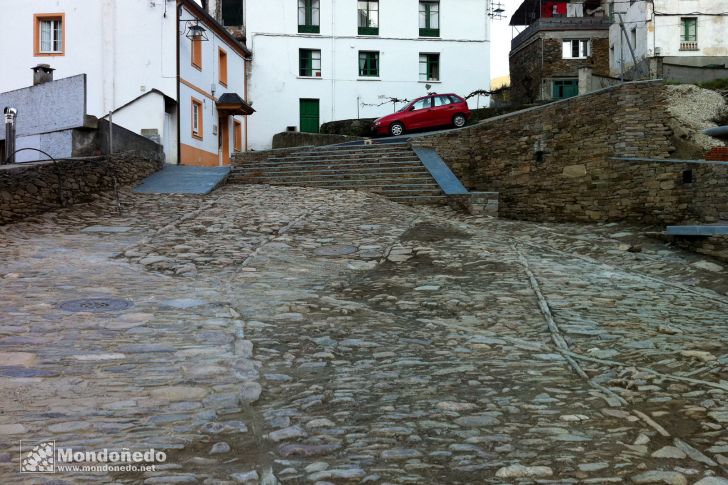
(1, 186, 727, 484)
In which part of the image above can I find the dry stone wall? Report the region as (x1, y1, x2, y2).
(0, 152, 163, 225)
(412, 81, 728, 225)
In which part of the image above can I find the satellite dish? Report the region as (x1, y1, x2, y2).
(425, 84, 432, 90)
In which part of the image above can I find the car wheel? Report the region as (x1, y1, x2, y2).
(453, 114, 467, 128)
(390, 122, 405, 137)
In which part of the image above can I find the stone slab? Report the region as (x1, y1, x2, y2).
(134, 165, 231, 195)
(412, 146, 468, 195)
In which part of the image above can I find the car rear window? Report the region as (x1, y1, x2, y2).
(449, 95, 465, 104)
(434, 95, 452, 107)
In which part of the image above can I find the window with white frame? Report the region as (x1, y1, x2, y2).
(562, 39, 590, 59)
(192, 98, 203, 138)
(37, 16, 63, 54)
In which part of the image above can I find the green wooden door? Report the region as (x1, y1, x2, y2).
(300, 99, 320, 133)
(552, 80, 578, 100)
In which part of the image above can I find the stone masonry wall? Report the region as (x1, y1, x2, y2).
(0, 152, 163, 225)
(412, 81, 728, 225)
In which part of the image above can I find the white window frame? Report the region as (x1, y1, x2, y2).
(192, 102, 200, 136)
(39, 18, 63, 54)
(562, 39, 590, 59)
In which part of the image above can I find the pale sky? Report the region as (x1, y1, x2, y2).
(490, 0, 521, 81)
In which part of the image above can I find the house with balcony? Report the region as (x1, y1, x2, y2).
(509, 0, 612, 104)
(609, 0, 728, 82)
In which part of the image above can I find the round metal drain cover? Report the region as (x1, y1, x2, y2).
(314, 245, 357, 257)
(58, 298, 133, 313)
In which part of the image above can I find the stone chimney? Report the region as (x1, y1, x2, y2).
(32, 64, 55, 86)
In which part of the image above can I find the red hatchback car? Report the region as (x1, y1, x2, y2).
(372, 93, 471, 137)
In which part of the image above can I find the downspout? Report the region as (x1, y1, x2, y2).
(244, 57, 249, 151)
(176, 3, 182, 164)
(243, 0, 249, 151)
(331, 0, 335, 125)
(109, 0, 116, 155)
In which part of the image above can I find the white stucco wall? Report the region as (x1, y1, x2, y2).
(245, 0, 491, 150)
(0, 0, 177, 158)
(179, 4, 248, 165)
(610, 0, 728, 75)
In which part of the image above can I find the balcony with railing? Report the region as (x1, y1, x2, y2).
(511, 16, 613, 51)
(679, 41, 699, 51)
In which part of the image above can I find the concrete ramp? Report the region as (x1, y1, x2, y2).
(133, 165, 230, 195)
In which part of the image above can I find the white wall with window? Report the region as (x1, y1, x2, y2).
(609, 0, 728, 76)
(0, 0, 179, 162)
(245, 0, 490, 149)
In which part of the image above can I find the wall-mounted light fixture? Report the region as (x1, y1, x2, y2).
(180, 19, 209, 41)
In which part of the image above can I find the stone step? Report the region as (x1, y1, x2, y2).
(236, 180, 443, 197)
(235, 166, 430, 177)
(240, 160, 424, 171)
(249, 180, 441, 191)
(295, 143, 411, 155)
(262, 155, 420, 165)
(387, 195, 449, 205)
(270, 148, 414, 160)
(232, 176, 434, 185)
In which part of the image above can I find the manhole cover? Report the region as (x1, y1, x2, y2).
(314, 245, 357, 257)
(58, 298, 133, 313)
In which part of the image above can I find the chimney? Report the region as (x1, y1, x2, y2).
(31, 64, 55, 85)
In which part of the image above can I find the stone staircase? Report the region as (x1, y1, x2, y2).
(229, 143, 446, 205)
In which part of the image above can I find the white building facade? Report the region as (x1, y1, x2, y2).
(244, 0, 491, 149)
(0, 0, 252, 165)
(609, 0, 728, 77)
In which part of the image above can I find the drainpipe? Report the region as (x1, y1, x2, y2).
(176, 3, 182, 164)
(109, 0, 116, 154)
(331, 0, 335, 125)
(3, 107, 17, 165)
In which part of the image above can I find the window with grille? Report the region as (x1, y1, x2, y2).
(299, 49, 322, 77)
(358, 1, 379, 35)
(298, 0, 320, 33)
(359, 51, 379, 77)
(419, 53, 440, 81)
(419, 1, 439, 37)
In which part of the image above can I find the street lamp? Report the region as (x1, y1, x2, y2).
(182, 20, 209, 41)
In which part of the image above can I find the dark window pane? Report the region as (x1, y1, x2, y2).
(222, 0, 243, 26)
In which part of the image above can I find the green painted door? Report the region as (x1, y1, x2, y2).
(552, 80, 578, 100)
(300, 99, 320, 133)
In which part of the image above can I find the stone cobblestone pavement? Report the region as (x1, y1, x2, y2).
(0, 185, 727, 484)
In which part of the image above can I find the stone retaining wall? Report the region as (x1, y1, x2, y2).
(412, 80, 728, 225)
(0, 152, 163, 225)
(272, 131, 362, 149)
